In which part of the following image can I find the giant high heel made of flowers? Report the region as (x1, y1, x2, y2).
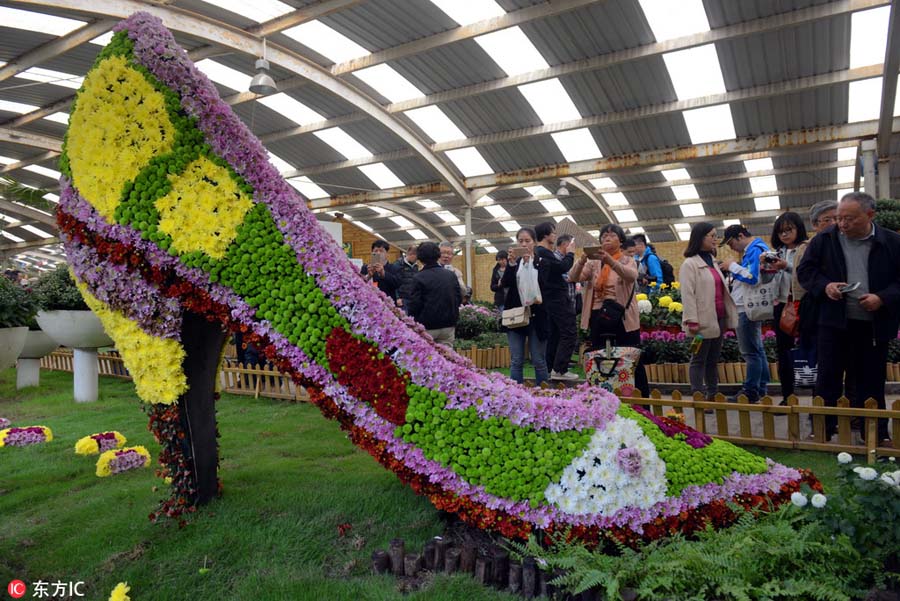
(58, 13, 816, 540)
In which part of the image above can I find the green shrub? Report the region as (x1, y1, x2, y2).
(0, 276, 38, 328)
(455, 304, 499, 339)
(32, 266, 88, 311)
(875, 199, 900, 232)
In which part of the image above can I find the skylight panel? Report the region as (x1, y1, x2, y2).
(678, 231, 692, 241)
(850, 6, 891, 69)
(0, 6, 85, 36)
(268, 152, 294, 173)
(199, 0, 293, 22)
(847, 77, 900, 122)
(429, 0, 505, 26)
(755, 197, 781, 211)
(485, 246, 499, 254)
(674, 223, 691, 231)
(0, 156, 18, 165)
(744, 158, 774, 172)
(355, 220, 375, 233)
(258, 93, 324, 126)
(353, 64, 424, 103)
(23, 165, 61, 179)
(370, 206, 393, 217)
(390, 216, 414, 228)
(836, 188, 855, 200)
(445, 147, 493, 177)
(749, 175, 778, 194)
(195, 59, 252, 92)
(551, 129, 602, 162)
(553, 215, 568, 223)
(451, 225, 467, 236)
(485, 205, 511, 219)
(45, 113, 69, 125)
(661, 168, 690, 182)
(500, 220, 521, 232)
(663, 44, 726, 100)
(408, 229, 428, 240)
(524, 185, 551, 197)
(436, 211, 459, 223)
(602, 192, 629, 207)
(613, 209, 637, 223)
(360, 163, 404, 189)
(404, 106, 466, 143)
(475, 27, 548, 76)
(638, 0, 710, 42)
(671, 184, 698, 201)
(836, 166, 856, 183)
(680, 203, 705, 217)
(837, 147, 857, 161)
(540, 199, 567, 214)
(417, 199, 441, 209)
(0, 99, 37, 114)
(287, 177, 329, 200)
(683, 105, 736, 144)
(589, 177, 616, 190)
(22, 224, 53, 238)
(17, 67, 83, 90)
(314, 128, 372, 160)
(722, 219, 741, 227)
(89, 32, 113, 46)
(629, 227, 645, 234)
(282, 21, 369, 63)
(1, 231, 24, 243)
(477, 239, 491, 246)
(518, 79, 581, 124)
(43, 193, 60, 202)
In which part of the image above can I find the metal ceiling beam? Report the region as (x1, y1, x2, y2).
(12, 0, 470, 204)
(0, 200, 57, 227)
(330, 0, 598, 75)
(370, 201, 446, 241)
(0, 237, 60, 251)
(562, 177, 615, 226)
(0, 150, 60, 175)
(0, 127, 62, 153)
(386, 0, 889, 114)
(877, 0, 900, 159)
(0, 18, 116, 83)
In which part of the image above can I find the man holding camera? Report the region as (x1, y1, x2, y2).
(798, 192, 900, 446)
(360, 239, 401, 300)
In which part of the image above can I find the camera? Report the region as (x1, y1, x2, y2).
(762, 252, 779, 264)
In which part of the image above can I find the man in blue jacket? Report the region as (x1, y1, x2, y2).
(721, 224, 770, 403)
(633, 234, 663, 292)
(798, 192, 900, 445)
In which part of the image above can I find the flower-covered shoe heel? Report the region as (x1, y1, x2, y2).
(58, 13, 817, 541)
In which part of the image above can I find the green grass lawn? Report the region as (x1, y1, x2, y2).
(0, 369, 841, 600)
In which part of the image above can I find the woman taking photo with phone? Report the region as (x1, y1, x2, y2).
(679, 222, 738, 402)
(569, 224, 648, 396)
(501, 227, 550, 386)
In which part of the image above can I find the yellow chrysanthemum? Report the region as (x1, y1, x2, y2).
(658, 295, 673, 308)
(635, 293, 648, 301)
(155, 156, 254, 259)
(672, 281, 681, 289)
(659, 283, 669, 289)
(109, 582, 131, 601)
(75, 436, 100, 455)
(40, 426, 53, 442)
(668, 302, 683, 313)
(0, 428, 8, 447)
(68, 55, 176, 222)
(78, 283, 187, 404)
(96, 445, 151, 477)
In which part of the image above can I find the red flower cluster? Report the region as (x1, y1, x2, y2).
(325, 328, 410, 425)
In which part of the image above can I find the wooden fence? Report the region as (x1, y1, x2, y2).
(40, 350, 897, 462)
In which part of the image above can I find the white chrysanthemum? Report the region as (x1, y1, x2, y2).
(811, 493, 827, 508)
(836, 452, 852, 464)
(858, 467, 878, 481)
(790, 492, 808, 507)
(544, 416, 667, 516)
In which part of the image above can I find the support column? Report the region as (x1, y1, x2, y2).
(878, 158, 891, 199)
(464, 207, 473, 289)
(73, 348, 99, 403)
(861, 139, 877, 196)
(16, 358, 41, 389)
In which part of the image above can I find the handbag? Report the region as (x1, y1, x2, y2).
(516, 259, 542, 306)
(501, 306, 530, 329)
(597, 283, 635, 323)
(744, 281, 775, 322)
(583, 339, 642, 396)
(779, 297, 800, 337)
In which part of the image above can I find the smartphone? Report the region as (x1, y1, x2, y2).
(583, 246, 603, 260)
(839, 282, 860, 293)
(508, 247, 528, 260)
(370, 252, 385, 266)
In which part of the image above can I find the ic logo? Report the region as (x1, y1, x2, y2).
(7, 580, 26, 599)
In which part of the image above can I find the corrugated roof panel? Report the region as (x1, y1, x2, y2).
(593, 115, 692, 155)
(731, 87, 847, 137)
(378, 156, 439, 185)
(695, 179, 752, 199)
(338, 118, 407, 154)
(704, 0, 835, 28)
(565, 58, 678, 115)
(265, 134, 347, 169)
(390, 41, 507, 93)
(322, 0, 454, 51)
(774, 149, 840, 168)
(478, 136, 566, 173)
(0, 77, 72, 107)
(687, 161, 748, 178)
(17, 120, 67, 140)
(440, 88, 543, 136)
(612, 172, 666, 186)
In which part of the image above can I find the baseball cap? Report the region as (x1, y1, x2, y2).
(720, 224, 750, 246)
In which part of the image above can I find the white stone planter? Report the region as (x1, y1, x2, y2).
(0, 326, 28, 371)
(36, 310, 113, 402)
(16, 330, 59, 389)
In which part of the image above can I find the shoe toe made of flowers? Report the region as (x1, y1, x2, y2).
(57, 13, 813, 542)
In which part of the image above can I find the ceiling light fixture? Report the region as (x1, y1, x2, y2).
(555, 179, 570, 197)
(250, 38, 278, 96)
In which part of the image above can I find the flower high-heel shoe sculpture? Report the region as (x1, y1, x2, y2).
(59, 13, 816, 540)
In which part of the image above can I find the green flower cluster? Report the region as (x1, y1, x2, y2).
(618, 406, 767, 496)
(209, 203, 347, 365)
(397, 384, 593, 507)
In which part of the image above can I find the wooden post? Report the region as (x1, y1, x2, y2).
(389, 539, 405, 576)
(508, 561, 522, 594)
(459, 543, 476, 574)
(787, 395, 800, 442)
(893, 400, 900, 444)
(651, 389, 664, 416)
(761, 396, 775, 441)
(444, 547, 461, 574)
(811, 396, 826, 443)
(433, 537, 448, 572)
(837, 397, 852, 446)
(717, 363, 726, 384)
(404, 553, 422, 577)
(422, 540, 437, 571)
(491, 548, 509, 589)
(474, 556, 491, 585)
(522, 557, 537, 599)
(692, 391, 706, 433)
(715, 392, 729, 436)
(371, 550, 390, 574)
(865, 398, 878, 464)
(738, 392, 752, 439)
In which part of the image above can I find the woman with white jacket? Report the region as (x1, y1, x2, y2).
(679, 222, 738, 400)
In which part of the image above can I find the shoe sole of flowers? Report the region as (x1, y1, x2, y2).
(57, 13, 815, 544)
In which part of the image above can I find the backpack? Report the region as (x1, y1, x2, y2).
(659, 258, 676, 285)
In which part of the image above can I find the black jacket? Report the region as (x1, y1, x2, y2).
(534, 246, 575, 296)
(797, 223, 900, 341)
(360, 262, 401, 299)
(490, 264, 508, 307)
(500, 257, 549, 340)
(407, 263, 461, 330)
(393, 257, 419, 304)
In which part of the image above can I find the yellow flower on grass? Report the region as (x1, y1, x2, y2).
(672, 281, 681, 289)
(78, 283, 187, 404)
(68, 55, 175, 222)
(658, 295, 673, 308)
(659, 283, 669, 290)
(75, 431, 127, 455)
(96, 445, 151, 477)
(109, 582, 130, 601)
(635, 293, 648, 301)
(156, 156, 254, 259)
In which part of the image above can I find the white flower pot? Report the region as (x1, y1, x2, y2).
(36, 310, 113, 349)
(0, 326, 28, 370)
(16, 330, 60, 389)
